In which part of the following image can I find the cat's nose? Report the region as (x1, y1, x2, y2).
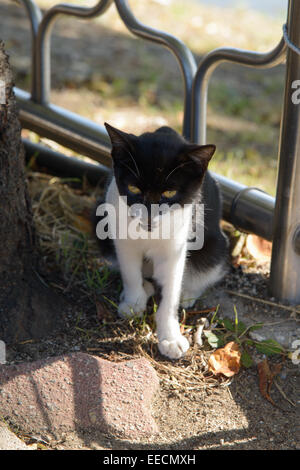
(148, 216, 159, 230)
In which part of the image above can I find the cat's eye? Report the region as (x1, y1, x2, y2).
(162, 190, 177, 198)
(128, 184, 141, 195)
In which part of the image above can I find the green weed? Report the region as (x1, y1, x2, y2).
(204, 305, 287, 368)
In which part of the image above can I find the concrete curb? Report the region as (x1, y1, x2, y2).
(0, 353, 159, 442)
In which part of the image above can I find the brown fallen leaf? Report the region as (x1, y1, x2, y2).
(180, 309, 186, 334)
(257, 358, 282, 407)
(208, 341, 241, 377)
(246, 234, 272, 263)
(96, 301, 112, 322)
(73, 214, 93, 234)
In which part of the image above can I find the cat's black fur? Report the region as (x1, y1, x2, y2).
(93, 123, 228, 273)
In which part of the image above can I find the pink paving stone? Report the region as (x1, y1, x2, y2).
(0, 353, 159, 440)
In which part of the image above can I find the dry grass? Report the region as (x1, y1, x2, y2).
(136, 344, 232, 392)
(28, 171, 102, 288)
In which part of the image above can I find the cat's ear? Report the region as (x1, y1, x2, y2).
(105, 122, 134, 153)
(183, 144, 216, 172)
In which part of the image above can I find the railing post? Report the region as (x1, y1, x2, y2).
(270, 0, 300, 304)
(20, 0, 42, 101)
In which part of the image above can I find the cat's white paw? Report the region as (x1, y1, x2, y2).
(158, 334, 190, 359)
(118, 289, 148, 318)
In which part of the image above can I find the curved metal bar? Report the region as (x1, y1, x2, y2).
(16, 87, 112, 167)
(213, 172, 275, 241)
(114, 0, 197, 139)
(35, 0, 113, 104)
(191, 37, 287, 143)
(23, 138, 109, 184)
(19, 0, 42, 99)
(20, 0, 42, 36)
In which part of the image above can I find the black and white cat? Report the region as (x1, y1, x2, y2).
(94, 123, 228, 359)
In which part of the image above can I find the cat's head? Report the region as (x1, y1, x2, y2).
(105, 123, 216, 212)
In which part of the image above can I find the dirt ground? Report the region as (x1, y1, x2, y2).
(5, 246, 300, 451)
(1, 0, 299, 451)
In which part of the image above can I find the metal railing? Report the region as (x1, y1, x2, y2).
(12, 0, 300, 304)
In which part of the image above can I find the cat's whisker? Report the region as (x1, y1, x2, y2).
(120, 160, 139, 180)
(165, 161, 192, 181)
(125, 149, 141, 177)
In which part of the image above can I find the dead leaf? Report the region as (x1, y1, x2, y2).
(257, 358, 282, 407)
(73, 214, 93, 234)
(246, 235, 272, 263)
(180, 309, 187, 334)
(96, 301, 112, 322)
(208, 341, 241, 377)
(231, 233, 247, 258)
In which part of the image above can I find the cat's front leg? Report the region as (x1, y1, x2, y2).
(153, 244, 189, 359)
(115, 240, 148, 318)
